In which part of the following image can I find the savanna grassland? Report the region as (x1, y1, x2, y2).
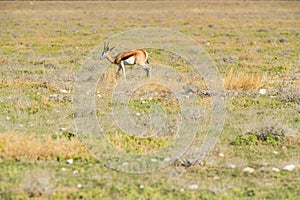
(0, 1, 299, 199)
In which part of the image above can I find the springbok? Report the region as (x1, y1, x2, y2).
(100, 42, 150, 80)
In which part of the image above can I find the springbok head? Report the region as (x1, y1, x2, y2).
(100, 42, 114, 59)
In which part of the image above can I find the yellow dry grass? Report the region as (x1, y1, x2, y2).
(224, 69, 267, 90)
(0, 132, 90, 160)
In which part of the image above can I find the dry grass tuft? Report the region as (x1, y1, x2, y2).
(224, 69, 267, 90)
(0, 132, 90, 160)
(107, 131, 171, 154)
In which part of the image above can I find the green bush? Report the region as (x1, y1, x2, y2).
(231, 126, 285, 146)
(231, 132, 259, 145)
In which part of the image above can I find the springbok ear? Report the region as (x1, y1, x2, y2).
(110, 47, 115, 51)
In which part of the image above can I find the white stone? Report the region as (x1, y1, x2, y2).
(61, 167, 66, 172)
(273, 151, 279, 155)
(228, 164, 236, 169)
(218, 153, 224, 157)
(259, 88, 267, 95)
(59, 89, 69, 94)
(283, 164, 296, 172)
(136, 112, 141, 116)
(272, 167, 280, 172)
(66, 159, 73, 164)
(73, 170, 79, 174)
(243, 167, 254, 173)
(188, 184, 198, 190)
(77, 183, 82, 188)
(139, 185, 144, 189)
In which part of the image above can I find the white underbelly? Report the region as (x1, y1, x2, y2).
(124, 57, 135, 65)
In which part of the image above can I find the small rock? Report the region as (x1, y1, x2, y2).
(273, 151, 279, 155)
(243, 167, 254, 173)
(6, 116, 10, 120)
(283, 164, 296, 172)
(77, 183, 82, 188)
(228, 164, 236, 169)
(139, 185, 144, 189)
(73, 170, 79, 174)
(163, 157, 171, 162)
(49, 94, 58, 98)
(150, 158, 157, 163)
(180, 188, 185, 192)
(218, 153, 224, 157)
(148, 97, 153, 101)
(66, 159, 73, 164)
(188, 184, 198, 190)
(141, 100, 146, 104)
(122, 162, 129, 166)
(60, 127, 68, 131)
(259, 88, 267, 95)
(59, 89, 69, 94)
(136, 112, 141, 116)
(279, 38, 286, 43)
(272, 167, 280, 172)
(61, 167, 66, 172)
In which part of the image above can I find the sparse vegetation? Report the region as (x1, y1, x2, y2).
(0, 1, 299, 199)
(231, 129, 285, 146)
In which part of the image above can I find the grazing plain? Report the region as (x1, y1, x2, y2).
(0, 1, 299, 199)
